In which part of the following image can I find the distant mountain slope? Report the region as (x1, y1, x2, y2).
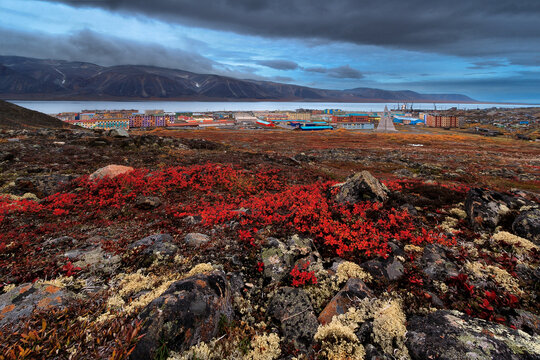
(0, 56, 477, 102)
(0, 100, 74, 129)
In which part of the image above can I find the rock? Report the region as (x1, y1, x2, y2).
(364, 343, 391, 360)
(465, 188, 514, 230)
(260, 241, 292, 283)
(69, 245, 121, 276)
(43, 236, 77, 247)
(131, 271, 232, 359)
(12, 174, 75, 198)
(129, 233, 178, 257)
(0, 283, 72, 328)
(267, 287, 319, 351)
(421, 244, 459, 281)
(287, 234, 313, 257)
(393, 168, 414, 178)
(509, 309, 540, 336)
(335, 170, 389, 203)
(318, 278, 373, 325)
(385, 257, 404, 281)
(89, 164, 134, 181)
(360, 259, 386, 279)
(135, 195, 162, 210)
(107, 128, 129, 138)
(512, 209, 540, 244)
(407, 310, 540, 360)
(184, 232, 211, 247)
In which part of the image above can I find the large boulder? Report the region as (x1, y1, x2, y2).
(130, 271, 232, 359)
(465, 188, 514, 230)
(89, 165, 134, 181)
(512, 209, 540, 244)
(407, 310, 540, 360)
(335, 171, 389, 203)
(266, 287, 319, 351)
(0, 283, 73, 328)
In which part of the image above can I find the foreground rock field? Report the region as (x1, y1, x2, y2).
(0, 128, 539, 360)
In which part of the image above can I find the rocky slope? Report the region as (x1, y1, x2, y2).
(0, 56, 476, 102)
(0, 100, 75, 129)
(0, 128, 538, 360)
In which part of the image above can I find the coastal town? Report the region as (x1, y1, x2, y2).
(52, 108, 459, 131)
(49, 107, 539, 139)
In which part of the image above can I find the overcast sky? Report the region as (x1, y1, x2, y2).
(1, 0, 539, 102)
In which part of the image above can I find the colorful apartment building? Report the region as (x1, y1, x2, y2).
(332, 113, 371, 123)
(286, 112, 312, 121)
(95, 119, 129, 130)
(73, 119, 97, 129)
(425, 115, 459, 128)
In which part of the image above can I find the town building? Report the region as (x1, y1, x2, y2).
(332, 113, 371, 123)
(95, 119, 129, 130)
(336, 123, 375, 130)
(425, 115, 459, 128)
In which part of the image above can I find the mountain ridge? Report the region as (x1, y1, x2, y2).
(0, 56, 477, 102)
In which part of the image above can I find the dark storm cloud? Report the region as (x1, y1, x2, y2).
(0, 27, 217, 73)
(305, 65, 364, 79)
(468, 60, 508, 70)
(43, 0, 540, 63)
(256, 60, 299, 70)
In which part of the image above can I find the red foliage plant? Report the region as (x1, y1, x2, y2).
(290, 261, 317, 287)
(0, 163, 456, 284)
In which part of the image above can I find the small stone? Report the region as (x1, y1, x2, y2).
(260, 241, 291, 283)
(184, 233, 211, 247)
(135, 196, 162, 210)
(385, 257, 404, 281)
(267, 287, 319, 351)
(318, 278, 373, 325)
(108, 128, 129, 138)
(129, 233, 178, 257)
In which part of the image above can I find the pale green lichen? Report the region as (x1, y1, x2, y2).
(336, 261, 373, 283)
(314, 308, 366, 360)
(372, 299, 409, 360)
(170, 333, 281, 360)
(491, 231, 539, 255)
(315, 297, 410, 360)
(464, 261, 522, 295)
(244, 333, 281, 360)
(185, 263, 215, 277)
(449, 208, 467, 219)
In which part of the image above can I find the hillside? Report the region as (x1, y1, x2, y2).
(0, 56, 477, 102)
(0, 100, 74, 129)
(0, 127, 538, 359)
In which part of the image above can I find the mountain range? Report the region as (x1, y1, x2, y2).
(0, 56, 476, 102)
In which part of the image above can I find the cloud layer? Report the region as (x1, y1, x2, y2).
(43, 0, 540, 64)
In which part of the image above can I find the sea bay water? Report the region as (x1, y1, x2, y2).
(7, 100, 538, 114)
